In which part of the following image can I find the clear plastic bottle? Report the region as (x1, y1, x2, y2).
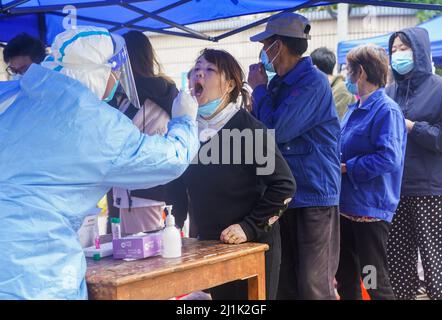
(111, 217, 121, 240)
(162, 213, 182, 258)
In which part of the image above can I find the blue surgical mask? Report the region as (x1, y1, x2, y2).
(391, 50, 414, 75)
(345, 78, 358, 95)
(266, 71, 277, 82)
(103, 80, 119, 102)
(260, 41, 279, 73)
(198, 98, 222, 118)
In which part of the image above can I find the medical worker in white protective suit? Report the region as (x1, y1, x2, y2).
(0, 26, 199, 299)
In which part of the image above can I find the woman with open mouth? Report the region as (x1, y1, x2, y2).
(166, 48, 296, 300)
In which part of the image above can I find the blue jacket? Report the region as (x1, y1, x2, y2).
(386, 27, 442, 196)
(252, 57, 341, 208)
(340, 88, 407, 222)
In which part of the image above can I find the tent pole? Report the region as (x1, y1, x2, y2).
(4, 0, 147, 14)
(0, 0, 30, 13)
(49, 11, 122, 28)
(110, 0, 192, 33)
(125, 27, 212, 40)
(47, 11, 208, 41)
(119, 2, 215, 41)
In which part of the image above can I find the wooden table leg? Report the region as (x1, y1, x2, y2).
(247, 252, 266, 300)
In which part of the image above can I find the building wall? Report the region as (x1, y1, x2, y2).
(149, 14, 418, 88)
(311, 15, 418, 48)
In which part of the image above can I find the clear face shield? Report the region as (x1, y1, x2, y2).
(108, 33, 141, 109)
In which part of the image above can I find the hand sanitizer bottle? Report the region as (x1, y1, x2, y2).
(111, 217, 121, 240)
(162, 208, 182, 258)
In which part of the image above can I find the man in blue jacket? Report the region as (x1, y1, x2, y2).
(248, 12, 341, 299)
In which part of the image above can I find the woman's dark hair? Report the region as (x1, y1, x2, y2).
(347, 44, 389, 88)
(197, 48, 252, 111)
(393, 32, 412, 49)
(123, 31, 168, 80)
(3, 33, 46, 63)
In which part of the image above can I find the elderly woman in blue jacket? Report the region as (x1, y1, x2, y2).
(335, 44, 407, 300)
(386, 27, 442, 300)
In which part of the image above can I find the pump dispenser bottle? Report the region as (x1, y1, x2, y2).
(161, 206, 182, 258)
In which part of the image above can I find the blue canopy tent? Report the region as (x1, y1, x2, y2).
(1, 1, 442, 45)
(337, 14, 442, 66)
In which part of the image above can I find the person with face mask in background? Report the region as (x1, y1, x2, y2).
(311, 47, 355, 119)
(336, 44, 407, 300)
(166, 48, 296, 300)
(3, 33, 46, 80)
(0, 26, 199, 299)
(248, 12, 341, 300)
(386, 27, 442, 300)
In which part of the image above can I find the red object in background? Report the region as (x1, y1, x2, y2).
(361, 280, 371, 300)
(335, 279, 371, 300)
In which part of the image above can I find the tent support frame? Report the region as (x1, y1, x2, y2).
(48, 11, 208, 41)
(1, 0, 148, 14)
(0, 0, 30, 14)
(109, 0, 193, 33)
(118, 2, 215, 41)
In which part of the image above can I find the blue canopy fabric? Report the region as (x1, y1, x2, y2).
(1, 1, 442, 45)
(337, 14, 442, 66)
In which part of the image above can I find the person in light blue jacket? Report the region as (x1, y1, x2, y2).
(335, 44, 407, 300)
(0, 26, 199, 300)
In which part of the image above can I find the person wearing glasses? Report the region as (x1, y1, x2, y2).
(3, 33, 46, 79)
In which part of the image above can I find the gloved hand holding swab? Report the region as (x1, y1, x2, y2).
(171, 89, 198, 120)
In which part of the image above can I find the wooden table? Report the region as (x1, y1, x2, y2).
(86, 238, 269, 300)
